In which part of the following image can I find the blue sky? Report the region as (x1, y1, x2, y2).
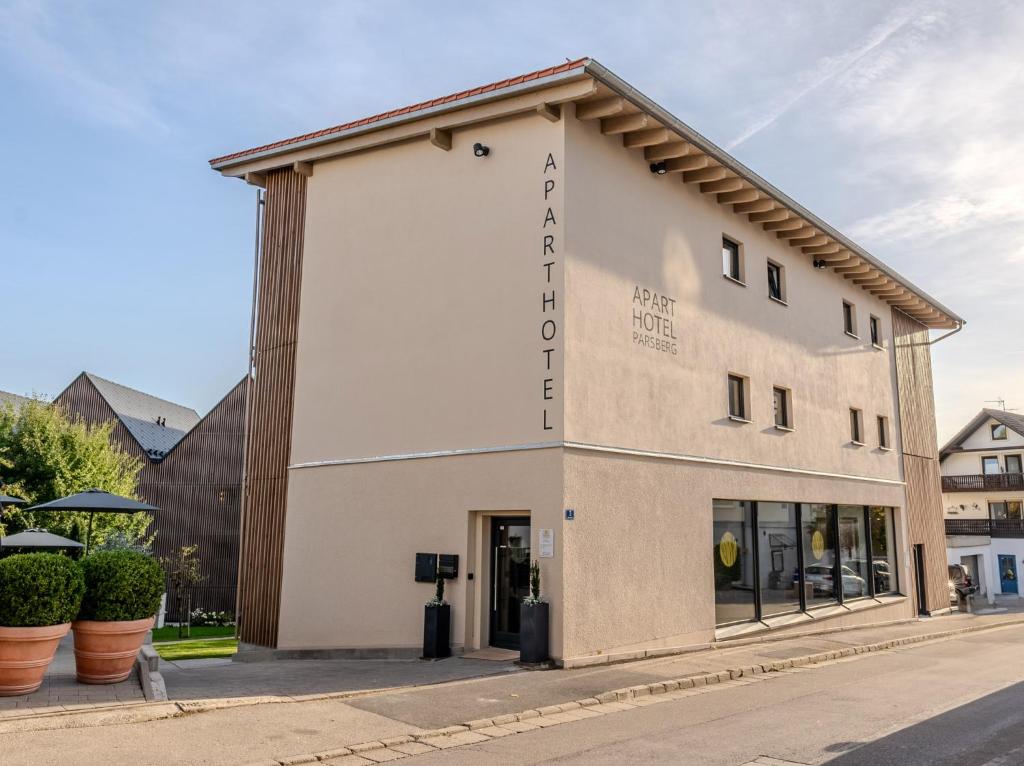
(2, 0, 1021, 440)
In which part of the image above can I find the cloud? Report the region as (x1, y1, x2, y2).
(0, 0, 167, 133)
(726, 3, 927, 149)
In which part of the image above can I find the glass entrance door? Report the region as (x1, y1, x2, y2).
(489, 517, 530, 649)
(999, 554, 1018, 594)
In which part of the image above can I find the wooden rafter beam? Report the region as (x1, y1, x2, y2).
(748, 208, 790, 223)
(789, 233, 827, 247)
(601, 112, 648, 135)
(802, 243, 841, 255)
(663, 155, 707, 173)
(575, 96, 625, 120)
(700, 177, 744, 194)
(733, 199, 775, 214)
(536, 103, 561, 122)
(623, 127, 669, 148)
(853, 275, 889, 287)
(645, 142, 690, 161)
(763, 217, 805, 232)
(682, 165, 726, 183)
(718, 188, 760, 205)
(834, 262, 871, 275)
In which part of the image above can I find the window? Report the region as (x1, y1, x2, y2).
(722, 237, 743, 283)
(870, 507, 898, 594)
(870, 315, 881, 347)
(982, 456, 1000, 475)
(757, 503, 800, 617)
(842, 301, 857, 337)
(1007, 455, 1023, 474)
(992, 423, 1008, 440)
(773, 387, 792, 429)
(728, 374, 748, 421)
(802, 504, 838, 605)
(850, 408, 864, 444)
(990, 501, 1023, 520)
(713, 500, 756, 625)
(713, 501, 901, 626)
(839, 506, 870, 599)
(877, 415, 890, 449)
(767, 260, 785, 303)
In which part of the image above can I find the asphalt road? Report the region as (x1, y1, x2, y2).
(407, 626, 1024, 765)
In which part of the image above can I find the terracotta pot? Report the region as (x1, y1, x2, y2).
(0, 623, 70, 696)
(72, 616, 154, 684)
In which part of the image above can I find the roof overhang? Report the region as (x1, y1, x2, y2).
(209, 58, 964, 330)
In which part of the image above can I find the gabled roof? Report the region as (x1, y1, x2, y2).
(0, 390, 32, 411)
(84, 373, 200, 459)
(209, 57, 963, 330)
(940, 408, 1024, 458)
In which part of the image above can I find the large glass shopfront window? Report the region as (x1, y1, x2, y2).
(712, 501, 756, 625)
(713, 501, 900, 626)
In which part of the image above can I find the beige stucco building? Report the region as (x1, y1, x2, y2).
(211, 59, 963, 664)
(942, 409, 1024, 603)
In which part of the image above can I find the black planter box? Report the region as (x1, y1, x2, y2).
(519, 602, 549, 664)
(422, 604, 451, 659)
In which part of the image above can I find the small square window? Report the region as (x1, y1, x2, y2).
(877, 415, 890, 449)
(722, 237, 744, 283)
(843, 301, 857, 337)
(993, 423, 1008, 440)
(767, 260, 786, 303)
(728, 374, 748, 420)
(870, 315, 881, 347)
(850, 408, 864, 444)
(773, 386, 792, 429)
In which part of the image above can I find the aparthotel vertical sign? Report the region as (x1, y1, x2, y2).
(541, 152, 560, 433)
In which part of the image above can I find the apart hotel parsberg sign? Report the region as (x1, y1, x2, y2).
(632, 285, 678, 355)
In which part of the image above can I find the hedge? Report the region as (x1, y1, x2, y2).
(0, 553, 85, 627)
(78, 550, 164, 622)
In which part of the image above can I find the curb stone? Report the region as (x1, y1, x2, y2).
(265, 619, 1024, 766)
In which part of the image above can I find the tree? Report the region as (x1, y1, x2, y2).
(0, 398, 150, 547)
(160, 545, 205, 638)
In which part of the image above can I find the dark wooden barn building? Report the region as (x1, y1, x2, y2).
(55, 372, 245, 619)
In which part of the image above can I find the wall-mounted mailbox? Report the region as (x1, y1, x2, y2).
(438, 554, 459, 580)
(415, 553, 438, 582)
(415, 553, 459, 581)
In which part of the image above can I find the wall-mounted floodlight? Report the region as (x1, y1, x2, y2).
(813, 259, 828, 269)
(649, 161, 667, 175)
(473, 142, 490, 157)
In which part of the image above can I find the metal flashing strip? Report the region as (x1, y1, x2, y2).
(288, 440, 906, 486)
(210, 67, 590, 171)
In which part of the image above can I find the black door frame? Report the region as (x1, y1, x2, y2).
(489, 516, 530, 649)
(913, 543, 928, 615)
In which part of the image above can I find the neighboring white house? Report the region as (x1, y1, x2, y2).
(942, 409, 1024, 603)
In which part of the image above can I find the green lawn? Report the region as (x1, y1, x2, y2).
(152, 625, 235, 642)
(154, 638, 238, 661)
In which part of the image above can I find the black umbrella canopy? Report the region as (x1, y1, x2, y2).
(0, 528, 84, 549)
(25, 488, 159, 513)
(0, 494, 26, 506)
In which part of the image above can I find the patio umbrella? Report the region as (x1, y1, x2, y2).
(0, 528, 84, 556)
(0, 494, 25, 506)
(24, 488, 159, 554)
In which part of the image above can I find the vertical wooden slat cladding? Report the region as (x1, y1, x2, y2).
(55, 375, 246, 620)
(237, 168, 307, 648)
(142, 379, 246, 618)
(892, 308, 948, 613)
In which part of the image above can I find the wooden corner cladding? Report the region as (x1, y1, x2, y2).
(238, 168, 308, 648)
(892, 309, 948, 614)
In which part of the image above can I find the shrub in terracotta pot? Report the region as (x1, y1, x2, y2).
(0, 553, 85, 696)
(73, 550, 164, 684)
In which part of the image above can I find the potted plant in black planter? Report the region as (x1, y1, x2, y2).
(519, 560, 549, 664)
(422, 575, 450, 659)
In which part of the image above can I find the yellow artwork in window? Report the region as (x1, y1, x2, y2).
(719, 531, 738, 567)
(811, 530, 825, 560)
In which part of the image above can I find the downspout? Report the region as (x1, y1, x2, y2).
(928, 320, 964, 346)
(236, 188, 264, 633)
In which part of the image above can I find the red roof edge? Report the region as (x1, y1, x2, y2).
(209, 58, 591, 167)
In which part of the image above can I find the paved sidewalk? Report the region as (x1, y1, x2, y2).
(0, 634, 145, 712)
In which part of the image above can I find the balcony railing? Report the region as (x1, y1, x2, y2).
(941, 473, 1024, 492)
(945, 518, 1024, 537)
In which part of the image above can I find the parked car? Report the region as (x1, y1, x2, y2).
(948, 563, 977, 605)
(802, 564, 868, 597)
